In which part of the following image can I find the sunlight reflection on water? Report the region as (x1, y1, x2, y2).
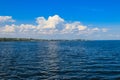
(0, 41, 120, 79)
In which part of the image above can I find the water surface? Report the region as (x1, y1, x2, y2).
(0, 41, 120, 80)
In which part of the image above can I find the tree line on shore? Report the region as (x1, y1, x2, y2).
(0, 38, 87, 41)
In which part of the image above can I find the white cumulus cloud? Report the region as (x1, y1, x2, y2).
(0, 15, 108, 39)
(0, 16, 15, 23)
(2, 25, 15, 33)
(36, 15, 64, 29)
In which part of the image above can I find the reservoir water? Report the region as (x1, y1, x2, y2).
(0, 41, 120, 80)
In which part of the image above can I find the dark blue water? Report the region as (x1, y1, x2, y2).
(0, 41, 120, 80)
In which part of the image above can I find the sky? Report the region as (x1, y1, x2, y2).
(0, 0, 120, 40)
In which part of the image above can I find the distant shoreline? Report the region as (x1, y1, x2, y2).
(0, 38, 120, 42)
(0, 38, 88, 42)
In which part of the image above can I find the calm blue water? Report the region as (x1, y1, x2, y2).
(0, 41, 120, 80)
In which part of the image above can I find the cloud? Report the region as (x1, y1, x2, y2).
(0, 15, 108, 39)
(36, 15, 64, 29)
(0, 16, 15, 23)
(2, 25, 15, 33)
(101, 28, 108, 32)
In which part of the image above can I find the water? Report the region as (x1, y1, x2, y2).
(0, 41, 120, 80)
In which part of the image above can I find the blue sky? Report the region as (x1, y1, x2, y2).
(0, 0, 120, 40)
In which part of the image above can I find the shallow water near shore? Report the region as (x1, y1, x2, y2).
(0, 40, 120, 80)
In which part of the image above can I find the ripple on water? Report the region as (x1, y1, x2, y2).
(0, 41, 120, 79)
